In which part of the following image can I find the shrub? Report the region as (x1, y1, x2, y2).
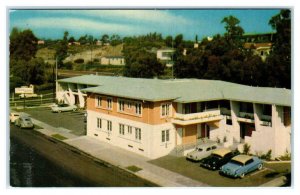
(74, 58, 84, 64)
(261, 149, 272, 160)
(279, 150, 291, 161)
(243, 143, 251, 155)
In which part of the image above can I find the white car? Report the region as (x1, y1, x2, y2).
(51, 104, 77, 113)
(15, 115, 34, 129)
(186, 142, 218, 161)
(10, 112, 20, 123)
(19, 93, 38, 98)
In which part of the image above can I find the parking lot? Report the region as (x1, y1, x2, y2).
(149, 155, 291, 187)
(18, 107, 86, 136)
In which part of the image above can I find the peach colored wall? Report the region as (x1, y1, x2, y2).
(87, 93, 173, 125)
(182, 124, 197, 144)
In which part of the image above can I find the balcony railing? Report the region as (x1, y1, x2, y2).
(172, 109, 222, 125)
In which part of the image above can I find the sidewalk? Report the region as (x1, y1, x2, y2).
(29, 117, 209, 187)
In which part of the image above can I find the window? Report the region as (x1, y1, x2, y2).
(118, 99, 125, 111)
(212, 146, 217, 150)
(107, 120, 112, 131)
(97, 118, 102, 129)
(162, 130, 170, 142)
(135, 128, 141, 141)
(226, 119, 232, 125)
(127, 101, 132, 109)
(96, 96, 102, 107)
(206, 147, 211, 151)
(135, 103, 142, 115)
(161, 103, 170, 117)
(127, 126, 132, 134)
(107, 98, 112, 109)
(262, 104, 272, 116)
(119, 124, 125, 135)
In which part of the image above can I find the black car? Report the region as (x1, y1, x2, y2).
(200, 148, 238, 170)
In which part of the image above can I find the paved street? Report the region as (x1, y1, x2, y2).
(10, 124, 157, 187)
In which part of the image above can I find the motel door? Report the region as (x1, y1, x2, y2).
(177, 128, 183, 145)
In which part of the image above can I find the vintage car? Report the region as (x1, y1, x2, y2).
(186, 142, 218, 161)
(51, 104, 77, 113)
(10, 112, 20, 123)
(220, 154, 263, 178)
(200, 148, 238, 170)
(15, 115, 34, 129)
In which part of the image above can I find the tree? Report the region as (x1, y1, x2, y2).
(68, 36, 76, 43)
(165, 36, 173, 47)
(55, 31, 69, 68)
(101, 34, 109, 45)
(124, 50, 164, 78)
(110, 34, 122, 46)
(9, 28, 38, 61)
(221, 15, 244, 41)
(174, 34, 183, 48)
(266, 9, 291, 88)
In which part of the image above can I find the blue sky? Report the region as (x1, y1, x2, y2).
(9, 9, 280, 41)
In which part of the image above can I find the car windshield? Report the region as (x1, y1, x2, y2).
(229, 159, 244, 166)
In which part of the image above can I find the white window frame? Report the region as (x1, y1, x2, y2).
(107, 120, 112, 131)
(135, 102, 142, 116)
(107, 98, 113, 110)
(161, 103, 171, 117)
(119, 124, 125, 135)
(96, 118, 102, 129)
(127, 126, 132, 134)
(95, 95, 102, 108)
(162, 129, 170, 142)
(118, 99, 125, 112)
(135, 128, 141, 141)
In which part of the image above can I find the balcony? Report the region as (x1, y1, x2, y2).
(172, 109, 223, 125)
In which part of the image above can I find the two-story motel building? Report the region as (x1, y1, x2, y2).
(57, 75, 291, 159)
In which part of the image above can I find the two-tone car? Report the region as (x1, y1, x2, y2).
(51, 104, 77, 113)
(15, 115, 34, 129)
(186, 142, 218, 162)
(200, 148, 238, 170)
(220, 154, 263, 178)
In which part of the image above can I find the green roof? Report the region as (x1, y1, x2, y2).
(58, 75, 291, 106)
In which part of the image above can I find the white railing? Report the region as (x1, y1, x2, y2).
(174, 109, 221, 121)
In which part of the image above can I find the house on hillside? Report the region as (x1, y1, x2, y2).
(244, 42, 272, 61)
(37, 40, 45, 45)
(56, 75, 291, 159)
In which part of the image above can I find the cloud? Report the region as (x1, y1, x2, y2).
(34, 10, 191, 26)
(14, 17, 137, 33)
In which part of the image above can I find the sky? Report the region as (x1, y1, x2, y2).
(9, 9, 280, 41)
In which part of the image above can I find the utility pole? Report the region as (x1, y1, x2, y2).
(55, 56, 58, 103)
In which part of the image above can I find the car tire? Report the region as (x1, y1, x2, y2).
(240, 173, 245, 179)
(258, 164, 263, 170)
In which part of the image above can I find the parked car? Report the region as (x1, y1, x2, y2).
(186, 142, 218, 161)
(10, 112, 20, 123)
(200, 148, 238, 170)
(220, 154, 263, 178)
(19, 93, 38, 98)
(51, 104, 77, 113)
(15, 115, 34, 129)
